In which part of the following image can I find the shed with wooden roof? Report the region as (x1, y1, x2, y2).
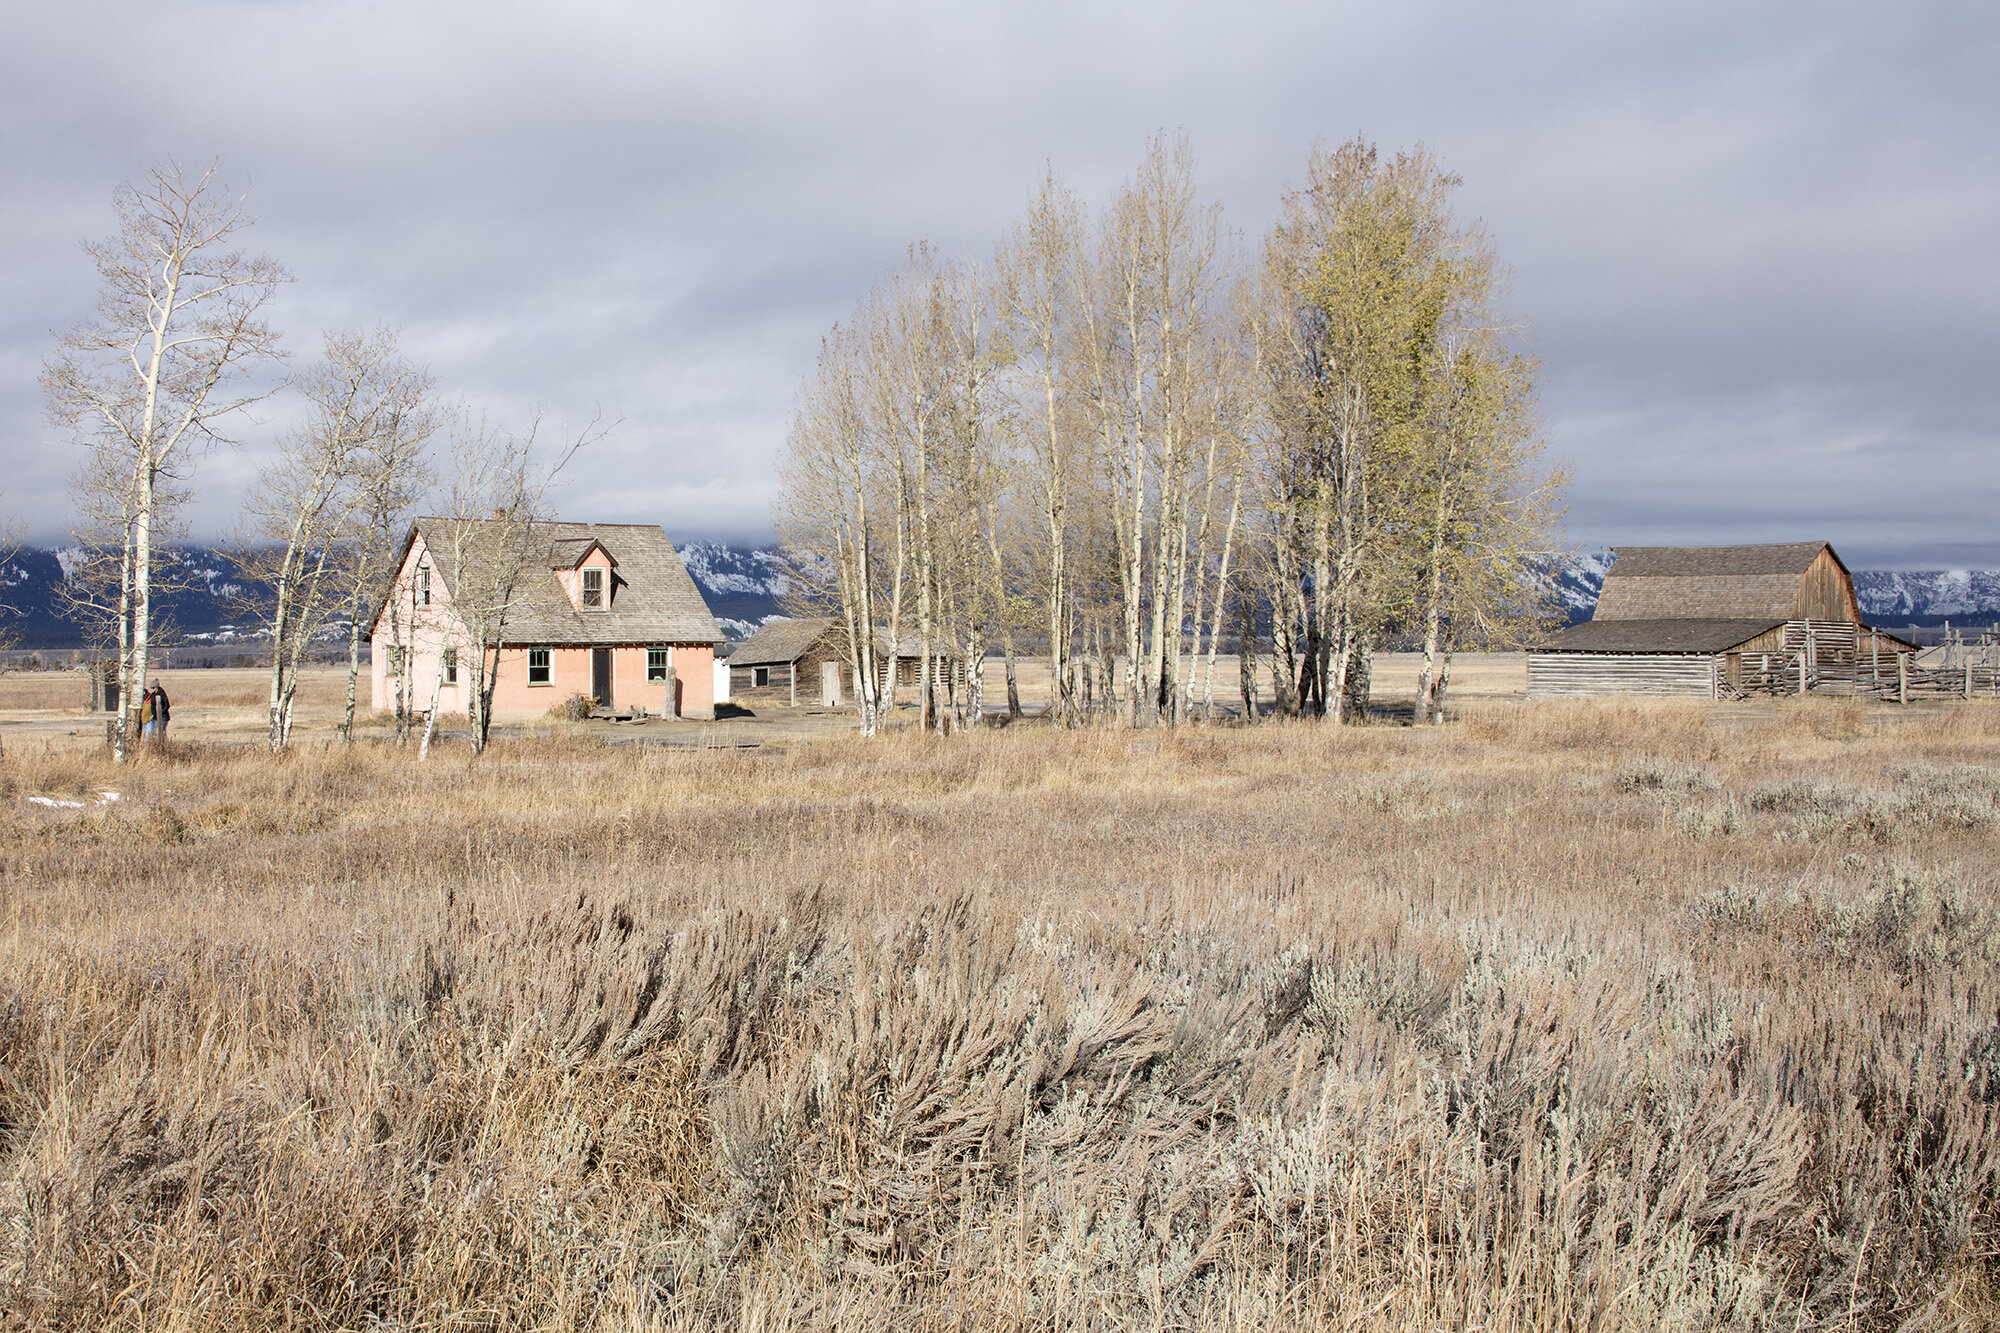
(727, 617, 965, 708)
(728, 617, 851, 707)
(1528, 542, 1913, 698)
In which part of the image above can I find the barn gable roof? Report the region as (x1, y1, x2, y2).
(1593, 541, 1851, 622)
(372, 518, 721, 645)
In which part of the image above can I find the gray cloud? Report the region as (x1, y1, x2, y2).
(3, 0, 1994, 566)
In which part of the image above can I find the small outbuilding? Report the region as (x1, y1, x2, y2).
(728, 618, 852, 707)
(726, 617, 967, 708)
(1528, 542, 1913, 698)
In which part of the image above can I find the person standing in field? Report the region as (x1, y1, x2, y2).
(137, 686, 155, 741)
(150, 679, 171, 744)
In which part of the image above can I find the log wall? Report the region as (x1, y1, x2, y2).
(1527, 653, 1717, 699)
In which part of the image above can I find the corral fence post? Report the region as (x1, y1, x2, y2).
(1899, 651, 1909, 705)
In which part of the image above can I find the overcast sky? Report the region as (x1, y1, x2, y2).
(4, 1, 1995, 568)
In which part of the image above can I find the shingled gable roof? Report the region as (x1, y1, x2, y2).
(1592, 541, 1848, 622)
(730, 617, 838, 667)
(372, 518, 721, 645)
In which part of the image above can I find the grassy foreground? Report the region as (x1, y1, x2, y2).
(2, 700, 1999, 1330)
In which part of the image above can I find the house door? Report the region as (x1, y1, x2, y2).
(821, 660, 840, 706)
(592, 649, 612, 706)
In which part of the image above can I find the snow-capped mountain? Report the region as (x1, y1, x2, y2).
(673, 540, 789, 641)
(0, 547, 271, 649)
(1851, 570, 2000, 625)
(1537, 551, 1617, 623)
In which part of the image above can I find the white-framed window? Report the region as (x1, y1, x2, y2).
(581, 567, 604, 609)
(442, 647, 458, 685)
(417, 564, 431, 606)
(648, 647, 669, 681)
(385, 645, 403, 676)
(528, 647, 551, 685)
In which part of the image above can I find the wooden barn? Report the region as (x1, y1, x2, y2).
(1528, 542, 1913, 699)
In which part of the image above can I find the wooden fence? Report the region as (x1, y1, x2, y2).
(1729, 655, 2000, 701)
(1535, 620, 2000, 703)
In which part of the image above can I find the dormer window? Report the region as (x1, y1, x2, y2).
(582, 567, 604, 609)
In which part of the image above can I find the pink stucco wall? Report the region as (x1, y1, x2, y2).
(487, 643, 714, 719)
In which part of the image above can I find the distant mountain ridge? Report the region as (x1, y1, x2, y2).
(0, 540, 795, 650)
(0, 547, 272, 650)
(3, 543, 1995, 650)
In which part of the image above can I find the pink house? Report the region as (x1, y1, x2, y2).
(369, 518, 723, 721)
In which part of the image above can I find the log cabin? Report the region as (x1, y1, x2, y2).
(1528, 542, 1914, 698)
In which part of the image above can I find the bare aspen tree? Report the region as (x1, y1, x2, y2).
(43, 159, 288, 761)
(936, 257, 1005, 731)
(863, 246, 959, 734)
(1088, 133, 1236, 727)
(336, 337, 437, 744)
(996, 169, 1089, 724)
(776, 324, 888, 735)
(236, 329, 438, 750)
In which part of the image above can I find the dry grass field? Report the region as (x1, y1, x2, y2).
(2, 677, 1999, 1330)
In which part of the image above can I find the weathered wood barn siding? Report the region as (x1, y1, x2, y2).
(1527, 654, 1716, 698)
(1529, 542, 1896, 700)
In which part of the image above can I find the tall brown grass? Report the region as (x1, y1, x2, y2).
(2, 702, 1998, 1329)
